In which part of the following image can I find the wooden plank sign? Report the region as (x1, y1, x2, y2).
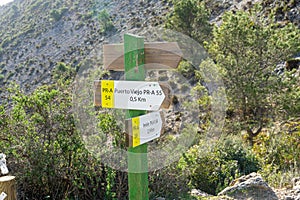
(0, 176, 17, 200)
(126, 111, 164, 147)
(103, 42, 182, 71)
(94, 80, 171, 111)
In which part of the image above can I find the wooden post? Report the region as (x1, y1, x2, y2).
(0, 176, 17, 200)
(124, 34, 149, 200)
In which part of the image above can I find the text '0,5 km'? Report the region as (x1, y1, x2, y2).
(94, 80, 171, 111)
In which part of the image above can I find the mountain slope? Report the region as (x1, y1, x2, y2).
(0, 0, 170, 98)
(0, 0, 99, 91)
(0, 0, 299, 100)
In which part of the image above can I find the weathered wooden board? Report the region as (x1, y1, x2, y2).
(103, 42, 182, 70)
(0, 176, 17, 200)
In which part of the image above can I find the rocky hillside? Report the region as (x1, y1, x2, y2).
(206, 0, 300, 27)
(0, 0, 171, 100)
(0, 0, 299, 100)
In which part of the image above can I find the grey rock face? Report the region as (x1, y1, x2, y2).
(218, 172, 278, 200)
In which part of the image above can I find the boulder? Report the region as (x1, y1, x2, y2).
(218, 172, 278, 200)
(292, 177, 300, 200)
(286, 57, 300, 71)
(190, 189, 212, 197)
(292, 177, 300, 191)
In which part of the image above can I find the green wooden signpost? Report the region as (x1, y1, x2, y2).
(95, 33, 182, 199)
(124, 34, 149, 199)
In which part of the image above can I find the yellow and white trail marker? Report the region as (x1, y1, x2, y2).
(94, 80, 171, 111)
(125, 111, 164, 147)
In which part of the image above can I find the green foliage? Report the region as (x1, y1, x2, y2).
(149, 163, 191, 199)
(0, 82, 110, 199)
(105, 167, 116, 199)
(165, 0, 212, 45)
(52, 62, 75, 81)
(177, 60, 197, 80)
(179, 136, 259, 195)
(97, 112, 125, 148)
(0, 74, 4, 82)
(277, 70, 300, 118)
(98, 9, 115, 33)
(207, 5, 300, 142)
(253, 120, 300, 187)
(50, 9, 61, 21)
(50, 7, 68, 21)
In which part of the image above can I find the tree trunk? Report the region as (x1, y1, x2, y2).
(0, 176, 17, 200)
(247, 126, 263, 146)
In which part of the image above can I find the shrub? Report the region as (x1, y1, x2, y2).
(165, 0, 212, 45)
(98, 9, 115, 33)
(52, 62, 75, 81)
(207, 5, 300, 143)
(253, 120, 300, 187)
(149, 163, 190, 199)
(179, 136, 260, 195)
(50, 7, 68, 21)
(0, 83, 109, 199)
(0, 74, 4, 82)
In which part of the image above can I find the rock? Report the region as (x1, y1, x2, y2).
(285, 196, 294, 200)
(286, 57, 300, 71)
(218, 172, 278, 200)
(287, 177, 300, 200)
(292, 177, 300, 190)
(288, 7, 300, 28)
(190, 189, 212, 197)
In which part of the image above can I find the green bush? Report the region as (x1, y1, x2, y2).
(149, 163, 191, 199)
(165, 0, 212, 45)
(50, 7, 68, 21)
(98, 9, 115, 33)
(179, 136, 260, 195)
(0, 74, 4, 82)
(207, 5, 300, 143)
(0, 83, 110, 199)
(253, 120, 300, 187)
(52, 62, 75, 81)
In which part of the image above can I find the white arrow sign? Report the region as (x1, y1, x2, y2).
(126, 111, 164, 147)
(94, 80, 171, 111)
(0, 192, 7, 200)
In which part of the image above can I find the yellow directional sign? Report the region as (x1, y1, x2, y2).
(101, 80, 114, 108)
(132, 117, 140, 147)
(94, 80, 171, 110)
(126, 111, 164, 147)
